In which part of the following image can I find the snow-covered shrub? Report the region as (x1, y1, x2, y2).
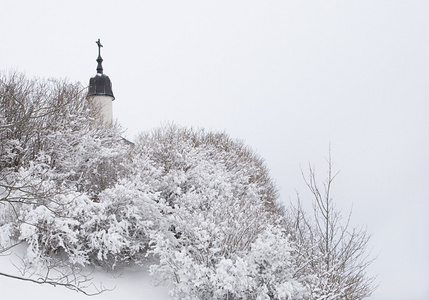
(82, 181, 163, 269)
(151, 225, 306, 300)
(133, 124, 303, 299)
(0, 72, 151, 270)
(134, 124, 283, 219)
(19, 192, 90, 267)
(9, 146, 163, 269)
(0, 72, 96, 170)
(15, 177, 164, 270)
(0, 72, 130, 196)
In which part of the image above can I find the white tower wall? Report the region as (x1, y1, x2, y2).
(89, 95, 114, 125)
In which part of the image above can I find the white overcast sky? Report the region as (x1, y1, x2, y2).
(2, 1, 429, 299)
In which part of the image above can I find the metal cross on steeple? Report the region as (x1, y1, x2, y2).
(96, 38, 104, 74)
(96, 39, 103, 56)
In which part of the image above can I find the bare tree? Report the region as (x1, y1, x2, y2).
(287, 151, 377, 300)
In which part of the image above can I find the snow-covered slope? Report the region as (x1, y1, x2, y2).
(0, 249, 170, 300)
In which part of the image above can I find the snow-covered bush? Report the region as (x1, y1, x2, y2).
(151, 224, 306, 300)
(17, 179, 163, 270)
(0, 72, 150, 271)
(133, 124, 303, 299)
(82, 180, 163, 269)
(0, 72, 96, 170)
(134, 124, 282, 218)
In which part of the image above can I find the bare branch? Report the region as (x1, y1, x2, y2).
(0, 271, 109, 296)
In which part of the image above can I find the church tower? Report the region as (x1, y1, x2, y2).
(87, 39, 115, 125)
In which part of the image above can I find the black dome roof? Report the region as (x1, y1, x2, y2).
(88, 74, 115, 99)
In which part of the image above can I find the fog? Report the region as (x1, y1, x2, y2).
(1, 1, 428, 298)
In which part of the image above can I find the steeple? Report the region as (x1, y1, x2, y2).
(87, 39, 115, 125)
(88, 39, 114, 99)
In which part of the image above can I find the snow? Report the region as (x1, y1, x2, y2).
(0, 246, 170, 300)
